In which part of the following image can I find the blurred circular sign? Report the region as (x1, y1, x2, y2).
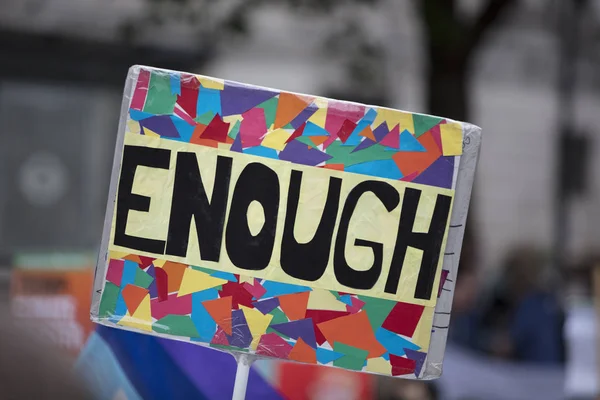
(18, 152, 68, 207)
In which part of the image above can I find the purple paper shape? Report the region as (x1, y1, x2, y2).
(271, 318, 317, 349)
(437, 269, 450, 298)
(139, 115, 180, 138)
(225, 309, 253, 348)
(220, 82, 278, 116)
(373, 123, 389, 142)
(147, 264, 158, 299)
(412, 156, 454, 189)
(253, 298, 280, 315)
(157, 335, 283, 400)
(230, 132, 243, 153)
(351, 138, 376, 153)
(290, 103, 318, 129)
(278, 140, 332, 166)
(404, 348, 427, 377)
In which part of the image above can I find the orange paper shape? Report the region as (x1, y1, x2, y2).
(309, 136, 329, 146)
(123, 254, 142, 264)
(190, 124, 207, 144)
(122, 284, 149, 315)
(358, 125, 376, 141)
(317, 311, 386, 358)
(203, 296, 233, 335)
(279, 291, 309, 321)
(322, 164, 344, 171)
(392, 130, 441, 176)
(288, 338, 317, 364)
(274, 92, 311, 129)
(163, 262, 188, 293)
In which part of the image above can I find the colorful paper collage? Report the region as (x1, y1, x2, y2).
(92, 66, 472, 379)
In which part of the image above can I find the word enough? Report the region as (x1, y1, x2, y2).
(114, 144, 452, 302)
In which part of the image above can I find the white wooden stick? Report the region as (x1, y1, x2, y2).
(232, 353, 252, 400)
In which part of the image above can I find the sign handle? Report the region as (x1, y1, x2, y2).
(232, 353, 253, 400)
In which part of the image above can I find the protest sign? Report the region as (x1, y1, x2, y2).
(91, 65, 481, 381)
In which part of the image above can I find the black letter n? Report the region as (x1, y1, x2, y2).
(385, 188, 452, 300)
(165, 153, 233, 261)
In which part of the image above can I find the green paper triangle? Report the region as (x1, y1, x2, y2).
(296, 136, 318, 148)
(357, 295, 396, 330)
(98, 282, 120, 318)
(325, 141, 392, 166)
(257, 97, 278, 129)
(413, 114, 443, 138)
(191, 265, 214, 274)
(228, 120, 241, 139)
(153, 315, 200, 338)
(134, 268, 153, 289)
(143, 72, 177, 115)
(333, 342, 369, 371)
(195, 111, 215, 125)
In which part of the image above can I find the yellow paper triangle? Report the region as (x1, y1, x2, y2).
(373, 108, 414, 135)
(261, 129, 291, 151)
(307, 288, 347, 311)
(126, 118, 141, 135)
(177, 268, 228, 297)
(143, 127, 161, 138)
(223, 115, 243, 125)
(366, 357, 392, 375)
(239, 275, 254, 284)
(109, 250, 130, 261)
(240, 305, 273, 350)
(308, 106, 327, 128)
(411, 306, 434, 350)
(153, 259, 167, 267)
(197, 76, 225, 90)
(118, 295, 152, 332)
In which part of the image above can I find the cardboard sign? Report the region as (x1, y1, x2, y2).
(91, 66, 481, 379)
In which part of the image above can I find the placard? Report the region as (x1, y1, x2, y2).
(91, 65, 481, 379)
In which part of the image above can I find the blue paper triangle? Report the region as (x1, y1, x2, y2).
(243, 145, 279, 160)
(170, 74, 181, 95)
(209, 271, 237, 282)
(375, 328, 420, 356)
(339, 295, 353, 306)
(399, 130, 426, 152)
(303, 121, 330, 137)
(316, 348, 344, 364)
(129, 109, 154, 121)
(261, 281, 312, 298)
(170, 116, 195, 142)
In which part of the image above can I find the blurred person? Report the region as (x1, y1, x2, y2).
(447, 225, 481, 350)
(476, 247, 564, 363)
(0, 303, 91, 399)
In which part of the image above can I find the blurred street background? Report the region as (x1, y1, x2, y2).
(0, 0, 599, 399)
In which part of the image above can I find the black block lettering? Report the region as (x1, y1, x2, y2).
(114, 145, 170, 254)
(281, 171, 342, 281)
(334, 181, 400, 290)
(225, 163, 280, 270)
(385, 188, 452, 300)
(165, 153, 233, 261)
